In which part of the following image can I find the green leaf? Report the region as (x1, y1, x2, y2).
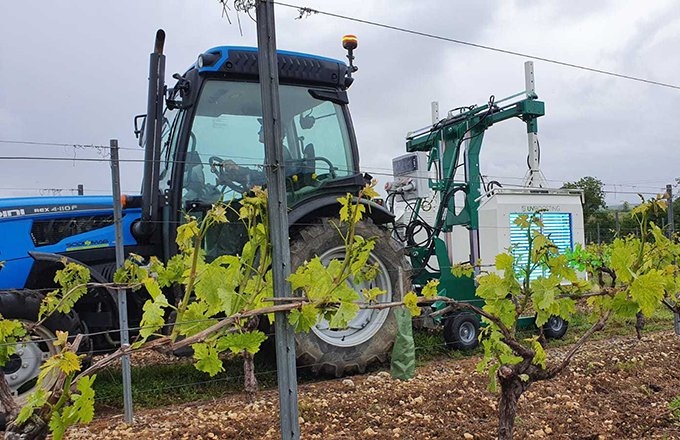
(476, 273, 508, 301)
(0, 318, 26, 365)
(629, 270, 665, 317)
(68, 374, 97, 424)
(499, 352, 523, 365)
(495, 253, 514, 272)
(362, 183, 380, 200)
(531, 277, 557, 311)
(333, 283, 360, 303)
(15, 388, 49, 424)
(513, 214, 530, 229)
(361, 287, 385, 304)
(421, 280, 440, 299)
(41, 262, 91, 318)
(39, 350, 81, 384)
(178, 301, 214, 336)
(482, 298, 516, 329)
(158, 254, 187, 287)
(192, 342, 224, 377)
(176, 220, 201, 252)
(530, 337, 546, 368)
(194, 265, 235, 316)
(609, 239, 637, 283)
(338, 193, 352, 222)
(289, 303, 319, 332)
(403, 292, 420, 317)
(139, 294, 169, 340)
(215, 331, 267, 355)
(329, 301, 360, 329)
(142, 277, 162, 300)
(49, 411, 68, 440)
(451, 263, 474, 278)
(610, 291, 639, 318)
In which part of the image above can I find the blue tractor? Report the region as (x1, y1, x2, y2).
(0, 31, 410, 403)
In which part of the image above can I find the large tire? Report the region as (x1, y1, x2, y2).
(0, 290, 91, 406)
(443, 312, 480, 350)
(290, 219, 410, 377)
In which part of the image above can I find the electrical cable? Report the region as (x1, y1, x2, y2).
(0, 140, 140, 152)
(274, 1, 680, 91)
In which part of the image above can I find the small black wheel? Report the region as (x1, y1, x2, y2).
(443, 312, 480, 350)
(542, 315, 568, 339)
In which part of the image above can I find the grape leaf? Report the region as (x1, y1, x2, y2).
(421, 279, 440, 299)
(176, 221, 200, 252)
(476, 273, 508, 301)
(139, 293, 169, 340)
(403, 292, 421, 317)
(216, 331, 267, 355)
(329, 301, 360, 329)
(629, 270, 665, 317)
(289, 303, 319, 332)
(15, 388, 49, 424)
(192, 342, 223, 376)
(495, 253, 514, 272)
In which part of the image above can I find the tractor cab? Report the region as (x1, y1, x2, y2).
(133, 33, 377, 259)
(161, 67, 358, 205)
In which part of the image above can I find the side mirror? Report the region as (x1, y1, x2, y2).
(134, 114, 147, 147)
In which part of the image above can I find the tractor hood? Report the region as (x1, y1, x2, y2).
(0, 195, 119, 218)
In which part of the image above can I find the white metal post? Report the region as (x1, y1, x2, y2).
(523, 61, 547, 188)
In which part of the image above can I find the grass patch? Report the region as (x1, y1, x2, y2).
(94, 354, 278, 409)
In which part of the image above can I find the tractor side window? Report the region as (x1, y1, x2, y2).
(292, 100, 352, 180)
(159, 106, 183, 191)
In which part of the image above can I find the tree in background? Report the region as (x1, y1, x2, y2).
(563, 177, 609, 243)
(562, 176, 607, 221)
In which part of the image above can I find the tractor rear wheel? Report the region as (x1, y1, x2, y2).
(290, 219, 410, 377)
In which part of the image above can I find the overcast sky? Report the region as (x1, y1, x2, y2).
(1, 0, 679, 205)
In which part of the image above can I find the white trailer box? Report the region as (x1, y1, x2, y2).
(476, 188, 585, 276)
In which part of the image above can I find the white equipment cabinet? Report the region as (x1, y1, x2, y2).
(476, 188, 585, 275)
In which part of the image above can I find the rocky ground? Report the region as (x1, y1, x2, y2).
(63, 331, 680, 439)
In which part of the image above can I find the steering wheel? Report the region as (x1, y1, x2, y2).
(208, 156, 266, 194)
(309, 156, 337, 179)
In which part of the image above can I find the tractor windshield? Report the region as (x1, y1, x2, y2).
(181, 79, 355, 203)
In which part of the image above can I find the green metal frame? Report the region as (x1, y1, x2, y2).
(405, 94, 545, 307)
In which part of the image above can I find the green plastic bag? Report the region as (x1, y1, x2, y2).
(390, 307, 416, 380)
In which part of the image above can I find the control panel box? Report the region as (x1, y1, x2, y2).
(388, 152, 431, 201)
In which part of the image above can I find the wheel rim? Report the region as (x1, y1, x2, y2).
(547, 316, 564, 332)
(458, 321, 476, 344)
(2, 322, 59, 403)
(312, 245, 393, 347)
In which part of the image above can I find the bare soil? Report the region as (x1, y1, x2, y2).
(64, 331, 680, 440)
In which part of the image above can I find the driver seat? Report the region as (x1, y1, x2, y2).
(183, 150, 206, 199)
